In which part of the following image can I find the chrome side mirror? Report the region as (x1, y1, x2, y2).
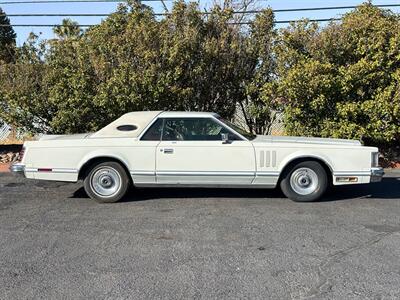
(221, 133, 230, 144)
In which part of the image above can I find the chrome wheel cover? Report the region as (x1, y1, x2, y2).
(90, 167, 122, 197)
(290, 167, 319, 195)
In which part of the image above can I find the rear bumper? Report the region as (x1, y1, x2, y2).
(370, 167, 384, 182)
(10, 163, 25, 177)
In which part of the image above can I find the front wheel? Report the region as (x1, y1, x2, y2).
(84, 161, 130, 203)
(280, 161, 328, 202)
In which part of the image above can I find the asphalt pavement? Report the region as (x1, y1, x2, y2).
(0, 172, 400, 299)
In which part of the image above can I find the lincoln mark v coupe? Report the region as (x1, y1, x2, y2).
(11, 111, 384, 203)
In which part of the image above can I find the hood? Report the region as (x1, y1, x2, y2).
(252, 135, 362, 146)
(39, 133, 91, 141)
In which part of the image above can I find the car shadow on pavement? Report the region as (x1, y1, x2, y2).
(323, 177, 400, 202)
(71, 177, 400, 203)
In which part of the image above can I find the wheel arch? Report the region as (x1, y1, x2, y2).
(78, 156, 131, 181)
(278, 155, 333, 185)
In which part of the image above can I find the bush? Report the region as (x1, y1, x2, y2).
(0, 2, 399, 146)
(0, 1, 268, 134)
(271, 3, 400, 146)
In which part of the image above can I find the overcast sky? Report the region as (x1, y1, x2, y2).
(2, 0, 400, 45)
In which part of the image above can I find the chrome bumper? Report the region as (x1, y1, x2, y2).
(370, 167, 384, 182)
(10, 163, 25, 177)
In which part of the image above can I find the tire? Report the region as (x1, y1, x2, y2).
(280, 161, 328, 202)
(83, 161, 130, 203)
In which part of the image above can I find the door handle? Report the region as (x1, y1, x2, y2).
(163, 148, 174, 154)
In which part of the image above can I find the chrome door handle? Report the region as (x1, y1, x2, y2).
(163, 148, 174, 154)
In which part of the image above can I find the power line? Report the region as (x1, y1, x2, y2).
(0, 0, 164, 4)
(0, 23, 93, 26)
(1, 3, 399, 27)
(0, 17, 344, 27)
(2, 4, 400, 17)
(235, 18, 342, 25)
(271, 4, 400, 13)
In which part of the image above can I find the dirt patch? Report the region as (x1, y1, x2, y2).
(0, 163, 10, 173)
(380, 146, 400, 169)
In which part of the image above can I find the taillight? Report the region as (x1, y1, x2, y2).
(18, 147, 25, 162)
(371, 152, 379, 167)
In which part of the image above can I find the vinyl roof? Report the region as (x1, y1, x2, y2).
(90, 111, 220, 138)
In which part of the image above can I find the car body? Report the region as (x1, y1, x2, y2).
(11, 111, 384, 202)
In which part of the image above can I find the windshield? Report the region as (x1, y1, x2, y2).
(217, 117, 257, 140)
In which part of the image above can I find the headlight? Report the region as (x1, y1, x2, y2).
(371, 152, 379, 167)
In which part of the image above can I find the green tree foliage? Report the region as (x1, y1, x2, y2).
(1, 1, 266, 134)
(53, 18, 82, 40)
(243, 9, 276, 134)
(0, 33, 51, 132)
(272, 3, 400, 145)
(0, 7, 16, 63)
(0, 1, 399, 147)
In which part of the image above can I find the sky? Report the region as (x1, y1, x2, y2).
(2, 0, 400, 45)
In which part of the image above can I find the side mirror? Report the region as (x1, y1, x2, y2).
(221, 133, 231, 144)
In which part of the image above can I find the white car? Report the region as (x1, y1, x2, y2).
(11, 111, 383, 203)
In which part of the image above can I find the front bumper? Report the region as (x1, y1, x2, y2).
(10, 163, 25, 177)
(370, 167, 384, 182)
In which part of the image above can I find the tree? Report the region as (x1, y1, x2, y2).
(0, 33, 51, 132)
(270, 3, 400, 146)
(0, 7, 16, 63)
(240, 9, 276, 134)
(53, 18, 82, 40)
(4, 0, 257, 134)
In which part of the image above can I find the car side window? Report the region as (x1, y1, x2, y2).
(141, 118, 164, 141)
(162, 118, 241, 141)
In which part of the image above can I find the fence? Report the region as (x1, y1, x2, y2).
(269, 112, 285, 136)
(0, 122, 11, 142)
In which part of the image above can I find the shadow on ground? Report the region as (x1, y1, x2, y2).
(71, 176, 400, 203)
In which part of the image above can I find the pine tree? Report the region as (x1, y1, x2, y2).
(0, 7, 16, 63)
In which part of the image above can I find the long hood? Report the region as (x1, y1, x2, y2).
(252, 135, 362, 146)
(39, 133, 91, 141)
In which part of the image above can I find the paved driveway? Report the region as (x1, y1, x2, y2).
(0, 173, 400, 299)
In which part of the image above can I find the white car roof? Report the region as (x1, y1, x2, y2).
(159, 111, 220, 118)
(90, 111, 220, 138)
(91, 111, 163, 138)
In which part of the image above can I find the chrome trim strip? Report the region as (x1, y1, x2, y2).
(52, 168, 78, 174)
(132, 170, 281, 177)
(157, 171, 255, 176)
(256, 171, 280, 176)
(265, 151, 270, 167)
(333, 171, 371, 176)
(25, 168, 78, 174)
(135, 183, 276, 189)
(271, 151, 276, 167)
(260, 151, 264, 168)
(130, 171, 155, 176)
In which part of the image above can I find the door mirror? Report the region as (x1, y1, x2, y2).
(221, 133, 230, 144)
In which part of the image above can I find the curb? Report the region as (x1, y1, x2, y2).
(385, 168, 400, 174)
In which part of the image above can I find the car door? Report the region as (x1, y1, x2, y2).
(156, 117, 256, 185)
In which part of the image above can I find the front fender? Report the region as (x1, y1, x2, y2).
(278, 151, 335, 173)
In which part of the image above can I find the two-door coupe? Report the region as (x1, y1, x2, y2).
(11, 111, 383, 203)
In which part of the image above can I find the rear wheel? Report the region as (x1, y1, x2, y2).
(84, 161, 130, 203)
(280, 161, 328, 202)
